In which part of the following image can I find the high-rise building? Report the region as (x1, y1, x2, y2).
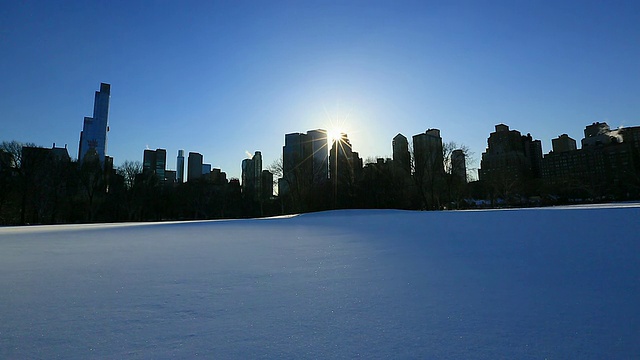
(281, 132, 308, 195)
(392, 133, 410, 174)
(330, 133, 353, 181)
(307, 129, 329, 182)
(542, 123, 640, 198)
(187, 152, 203, 182)
(281, 129, 330, 191)
(552, 134, 577, 153)
(176, 150, 185, 183)
(202, 163, 212, 175)
(143, 149, 155, 173)
(329, 133, 361, 206)
(479, 124, 543, 184)
(142, 148, 167, 182)
(412, 129, 444, 182)
(451, 149, 467, 183)
(261, 170, 273, 199)
(254, 151, 262, 197)
(78, 83, 110, 164)
(582, 122, 614, 147)
(209, 168, 227, 185)
(242, 151, 263, 200)
(165, 170, 176, 184)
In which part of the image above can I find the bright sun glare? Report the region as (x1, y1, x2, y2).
(324, 105, 352, 146)
(327, 128, 343, 145)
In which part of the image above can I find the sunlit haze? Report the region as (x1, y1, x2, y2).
(1, 1, 638, 179)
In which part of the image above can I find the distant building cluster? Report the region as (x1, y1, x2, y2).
(476, 122, 640, 202)
(1, 81, 640, 224)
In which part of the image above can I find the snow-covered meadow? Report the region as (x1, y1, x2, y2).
(1, 205, 639, 359)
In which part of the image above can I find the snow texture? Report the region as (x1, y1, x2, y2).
(1, 205, 639, 359)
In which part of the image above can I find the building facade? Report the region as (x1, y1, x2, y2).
(479, 124, 542, 186)
(392, 133, 410, 175)
(143, 148, 166, 180)
(242, 151, 265, 200)
(187, 152, 203, 182)
(542, 123, 640, 198)
(176, 150, 185, 183)
(78, 83, 110, 164)
(412, 129, 444, 183)
(281, 129, 330, 195)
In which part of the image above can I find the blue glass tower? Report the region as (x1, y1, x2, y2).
(78, 83, 110, 163)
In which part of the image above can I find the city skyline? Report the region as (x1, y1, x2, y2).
(2, 1, 638, 180)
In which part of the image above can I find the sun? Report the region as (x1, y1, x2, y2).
(323, 106, 352, 146)
(327, 127, 344, 145)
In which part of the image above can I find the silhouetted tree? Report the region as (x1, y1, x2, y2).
(117, 160, 143, 190)
(77, 151, 105, 222)
(1, 141, 40, 224)
(410, 143, 444, 210)
(442, 142, 472, 209)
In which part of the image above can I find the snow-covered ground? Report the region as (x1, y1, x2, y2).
(1, 205, 639, 359)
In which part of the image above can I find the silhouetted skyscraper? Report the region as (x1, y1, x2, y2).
(187, 152, 203, 182)
(412, 129, 444, 182)
(307, 129, 329, 182)
(479, 124, 542, 183)
(392, 133, 410, 174)
(242, 151, 263, 200)
(451, 149, 467, 183)
(281, 132, 308, 195)
(262, 169, 273, 199)
(254, 151, 262, 197)
(143, 148, 167, 182)
(176, 150, 185, 183)
(202, 163, 212, 175)
(552, 134, 577, 153)
(78, 83, 110, 164)
(330, 133, 361, 206)
(281, 129, 330, 196)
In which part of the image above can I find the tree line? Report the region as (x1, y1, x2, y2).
(2, 138, 638, 226)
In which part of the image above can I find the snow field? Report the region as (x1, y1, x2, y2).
(1, 205, 639, 359)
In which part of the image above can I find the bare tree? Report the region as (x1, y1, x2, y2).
(268, 157, 283, 196)
(442, 142, 472, 209)
(0, 140, 39, 168)
(117, 160, 143, 190)
(0, 141, 40, 224)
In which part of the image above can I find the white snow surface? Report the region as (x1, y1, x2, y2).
(1, 205, 639, 359)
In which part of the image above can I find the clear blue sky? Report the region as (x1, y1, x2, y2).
(2, 0, 638, 179)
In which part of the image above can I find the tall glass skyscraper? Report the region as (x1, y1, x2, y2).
(176, 150, 185, 183)
(78, 83, 110, 163)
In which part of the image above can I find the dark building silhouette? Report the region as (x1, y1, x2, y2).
(202, 163, 212, 176)
(23, 145, 71, 169)
(307, 129, 329, 183)
(79, 83, 110, 164)
(261, 169, 274, 199)
(542, 123, 640, 198)
(329, 133, 362, 206)
(207, 168, 227, 185)
(165, 170, 176, 184)
(176, 150, 185, 183)
(143, 148, 166, 182)
(582, 122, 616, 147)
(281, 129, 329, 195)
(412, 129, 444, 181)
(187, 152, 203, 182)
(242, 151, 263, 200)
(392, 133, 410, 175)
(479, 124, 543, 185)
(281, 132, 308, 195)
(451, 149, 467, 183)
(552, 134, 577, 153)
